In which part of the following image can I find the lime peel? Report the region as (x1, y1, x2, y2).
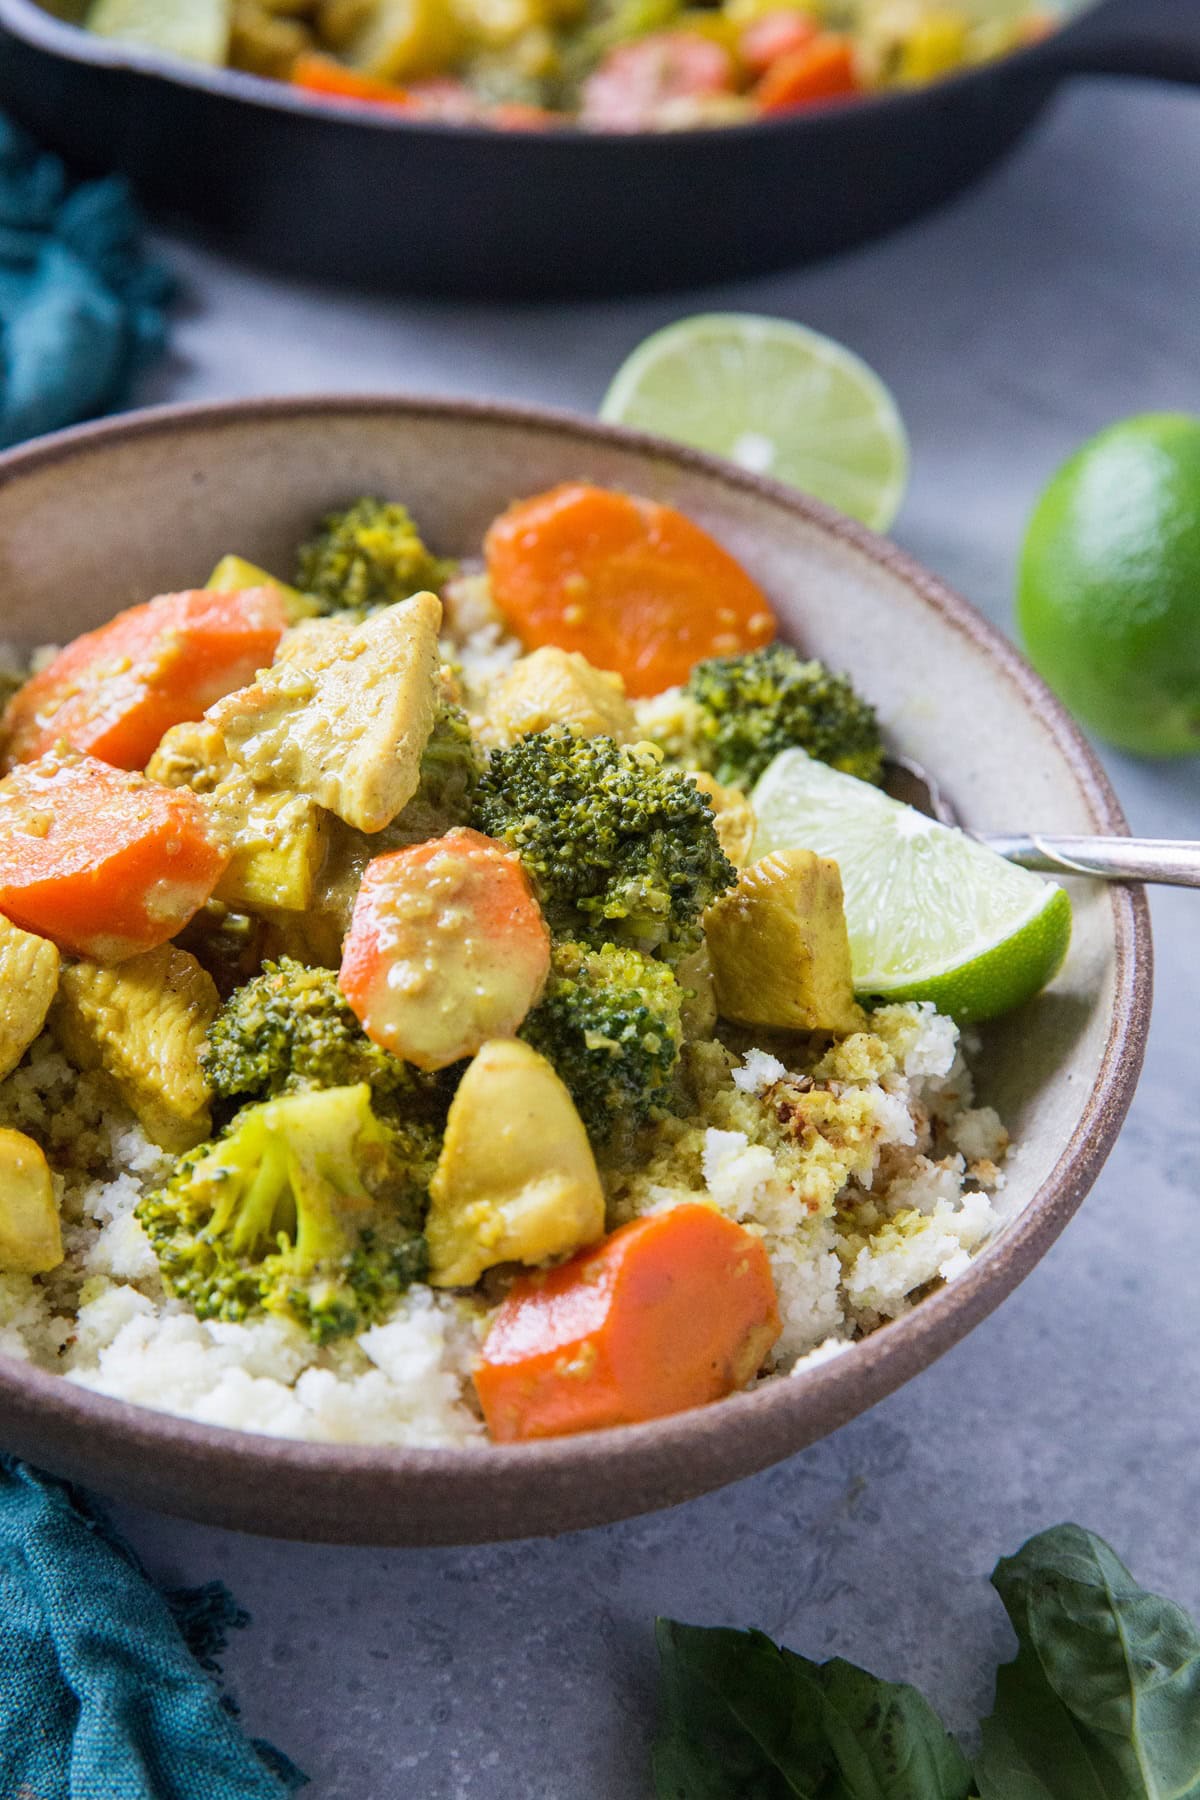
(751, 750, 1072, 1024)
(1017, 412, 1200, 758)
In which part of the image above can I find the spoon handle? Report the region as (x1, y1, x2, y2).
(980, 834, 1200, 889)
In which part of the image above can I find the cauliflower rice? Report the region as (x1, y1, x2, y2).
(0, 1000, 1009, 1445)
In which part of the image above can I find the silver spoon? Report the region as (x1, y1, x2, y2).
(882, 758, 1200, 890)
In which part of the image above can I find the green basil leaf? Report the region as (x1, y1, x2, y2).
(652, 1621, 972, 1800)
(975, 1635, 1115, 1799)
(653, 1621, 828, 1799)
(815, 1658, 975, 1800)
(976, 1524, 1200, 1800)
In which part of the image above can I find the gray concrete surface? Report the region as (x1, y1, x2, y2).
(112, 72, 1200, 1798)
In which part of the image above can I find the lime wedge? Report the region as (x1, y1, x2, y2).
(87, 0, 230, 63)
(751, 751, 1072, 1023)
(600, 313, 910, 532)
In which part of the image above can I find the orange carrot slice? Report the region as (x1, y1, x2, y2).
(753, 33, 860, 113)
(339, 828, 551, 1071)
(485, 484, 776, 698)
(474, 1203, 781, 1441)
(291, 53, 416, 109)
(1, 588, 287, 773)
(0, 750, 230, 961)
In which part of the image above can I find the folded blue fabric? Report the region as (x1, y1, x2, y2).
(0, 115, 170, 448)
(0, 1457, 305, 1800)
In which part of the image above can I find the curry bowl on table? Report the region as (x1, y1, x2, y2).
(0, 399, 1147, 1544)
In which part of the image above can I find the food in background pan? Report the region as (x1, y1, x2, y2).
(74, 0, 1060, 130)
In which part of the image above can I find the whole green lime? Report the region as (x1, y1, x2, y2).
(1018, 413, 1200, 756)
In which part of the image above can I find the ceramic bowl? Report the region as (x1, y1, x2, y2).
(0, 397, 1151, 1544)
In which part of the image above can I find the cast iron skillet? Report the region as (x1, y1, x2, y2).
(0, 0, 1195, 298)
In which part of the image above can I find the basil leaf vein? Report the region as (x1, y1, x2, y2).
(976, 1524, 1200, 1800)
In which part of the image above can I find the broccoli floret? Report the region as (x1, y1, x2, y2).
(521, 941, 683, 1146)
(294, 498, 454, 615)
(471, 729, 736, 959)
(202, 957, 433, 1113)
(137, 1084, 432, 1344)
(397, 695, 480, 838)
(684, 644, 884, 789)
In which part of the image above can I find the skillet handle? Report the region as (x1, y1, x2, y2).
(1044, 0, 1200, 84)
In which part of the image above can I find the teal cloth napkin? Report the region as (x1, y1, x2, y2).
(0, 115, 170, 448)
(0, 1457, 305, 1799)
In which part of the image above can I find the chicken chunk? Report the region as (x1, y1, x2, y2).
(229, 0, 315, 77)
(0, 1129, 61, 1273)
(426, 1039, 605, 1288)
(217, 782, 329, 915)
(53, 946, 221, 1151)
(0, 913, 59, 1079)
(208, 593, 441, 833)
(148, 720, 328, 915)
(338, 0, 464, 80)
(145, 717, 230, 794)
(705, 848, 865, 1037)
(675, 942, 718, 1039)
(483, 647, 636, 745)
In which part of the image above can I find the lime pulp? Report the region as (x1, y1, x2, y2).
(751, 750, 1072, 1024)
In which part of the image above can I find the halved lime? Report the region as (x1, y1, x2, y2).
(751, 751, 1072, 1023)
(600, 313, 910, 532)
(87, 0, 229, 63)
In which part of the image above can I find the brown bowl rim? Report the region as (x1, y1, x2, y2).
(0, 393, 1153, 1532)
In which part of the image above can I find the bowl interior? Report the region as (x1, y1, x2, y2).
(0, 399, 1148, 1543)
